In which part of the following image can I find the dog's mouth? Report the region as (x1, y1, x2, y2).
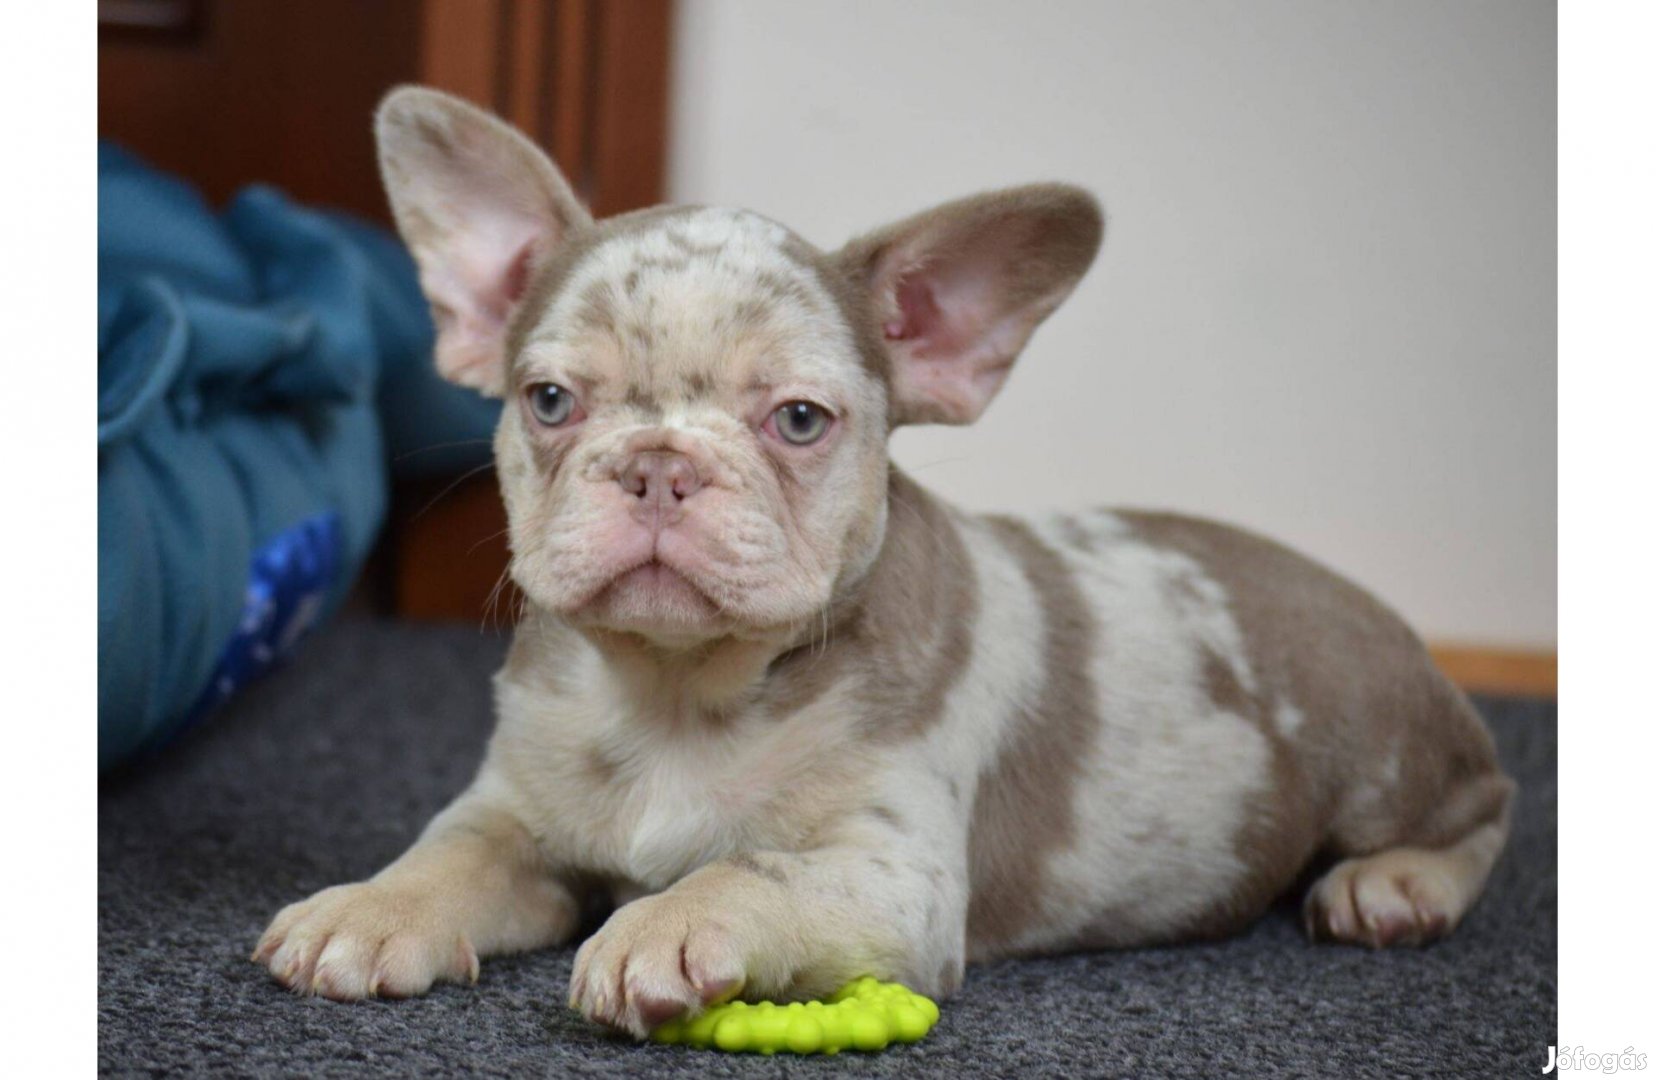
(614, 559, 708, 601)
(579, 557, 725, 633)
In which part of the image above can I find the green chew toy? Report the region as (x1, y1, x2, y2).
(649, 977, 940, 1055)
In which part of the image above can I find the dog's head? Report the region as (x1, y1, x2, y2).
(377, 87, 1101, 647)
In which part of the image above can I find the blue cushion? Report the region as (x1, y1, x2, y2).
(98, 144, 496, 771)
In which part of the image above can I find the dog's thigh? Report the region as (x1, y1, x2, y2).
(1305, 696, 1514, 948)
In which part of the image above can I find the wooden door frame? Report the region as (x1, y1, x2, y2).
(386, 1, 674, 624)
(418, 0, 671, 213)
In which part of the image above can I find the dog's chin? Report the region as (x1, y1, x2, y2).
(574, 561, 729, 643)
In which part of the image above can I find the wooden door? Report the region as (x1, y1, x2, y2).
(100, 0, 673, 622)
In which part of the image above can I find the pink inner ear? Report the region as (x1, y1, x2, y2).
(886, 274, 960, 356)
(877, 246, 1037, 425)
(501, 242, 534, 306)
(473, 239, 537, 325)
(425, 234, 541, 394)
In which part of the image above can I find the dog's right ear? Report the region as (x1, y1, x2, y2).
(376, 86, 592, 396)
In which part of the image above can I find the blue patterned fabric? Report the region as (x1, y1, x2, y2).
(178, 511, 346, 736)
(97, 144, 495, 771)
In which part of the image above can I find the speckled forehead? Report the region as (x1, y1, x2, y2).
(523, 207, 867, 397)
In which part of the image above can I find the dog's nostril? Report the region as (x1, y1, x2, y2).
(666, 460, 701, 500)
(621, 462, 655, 499)
(621, 451, 701, 503)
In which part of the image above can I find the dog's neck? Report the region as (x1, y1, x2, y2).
(580, 626, 797, 719)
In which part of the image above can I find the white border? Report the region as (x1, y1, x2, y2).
(1559, 0, 1656, 1056)
(1, 0, 1642, 1068)
(0, 1, 97, 1072)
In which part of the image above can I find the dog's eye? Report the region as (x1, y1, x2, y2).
(772, 401, 832, 446)
(526, 383, 576, 427)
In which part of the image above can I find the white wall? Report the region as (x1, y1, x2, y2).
(668, 0, 1555, 647)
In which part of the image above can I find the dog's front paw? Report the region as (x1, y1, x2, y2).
(253, 882, 479, 1000)
(569, 893, 747, 1038)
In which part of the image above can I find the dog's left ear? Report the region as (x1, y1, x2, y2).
(839, 185, 1102, 426)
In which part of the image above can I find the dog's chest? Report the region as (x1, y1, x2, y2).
(573, 720, 826, 891)
(611, 748, 741, 888)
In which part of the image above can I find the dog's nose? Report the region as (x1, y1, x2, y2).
(620, 451, 702, 515)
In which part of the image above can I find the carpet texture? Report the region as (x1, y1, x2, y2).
(99, 618, 1557, 1077)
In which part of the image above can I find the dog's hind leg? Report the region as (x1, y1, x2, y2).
(1303, 812, 1509, 947)
(1303, 693, 1515, 948)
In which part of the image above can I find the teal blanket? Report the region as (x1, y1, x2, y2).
(98, 145, 496, 770)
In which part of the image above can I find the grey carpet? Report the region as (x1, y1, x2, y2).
(99, 618, 1557, 1078)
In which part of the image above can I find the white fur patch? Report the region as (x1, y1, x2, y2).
(929, 517, 1050, 781)
(1000, 517, 1273, 952)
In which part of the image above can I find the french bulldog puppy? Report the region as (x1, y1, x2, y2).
(255, 87, 1515, 1038)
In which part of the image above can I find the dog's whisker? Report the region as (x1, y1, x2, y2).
(394, 439, 496, 463)
(412, 461, 497, 523)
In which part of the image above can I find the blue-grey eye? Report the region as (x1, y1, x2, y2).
(773, 401, 831, 445)
(527, 382, 575, 426)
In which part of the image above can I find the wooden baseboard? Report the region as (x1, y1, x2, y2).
(1429, 645, 1556, 698)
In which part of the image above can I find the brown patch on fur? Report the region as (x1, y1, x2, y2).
(571, 280, 619, 334)
(665, 229, 726, 259)
(776, 232, 893, 389)
(964, 516, 1102, 955)
(728, 297, 775, 335)
(1118, 511, 1514, 932)
(525, 427, 576, 485)
(620, 319, 656, 352)
(1182, 665, 1320, 941)
(495, 201, 895, 429)
(622, 384, 658, 414)
(752, 269, 822, 315)
(764, 470, 977, 740)
(1052, 514, 1096, 553)
(632, 253, 690, 275)
(503, 205, 706, 374)
(581, 746, 618, 786)
(864, 804, 906, 832)
(725, 852, 788, 885)
(1200, 646, 1253, 715)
